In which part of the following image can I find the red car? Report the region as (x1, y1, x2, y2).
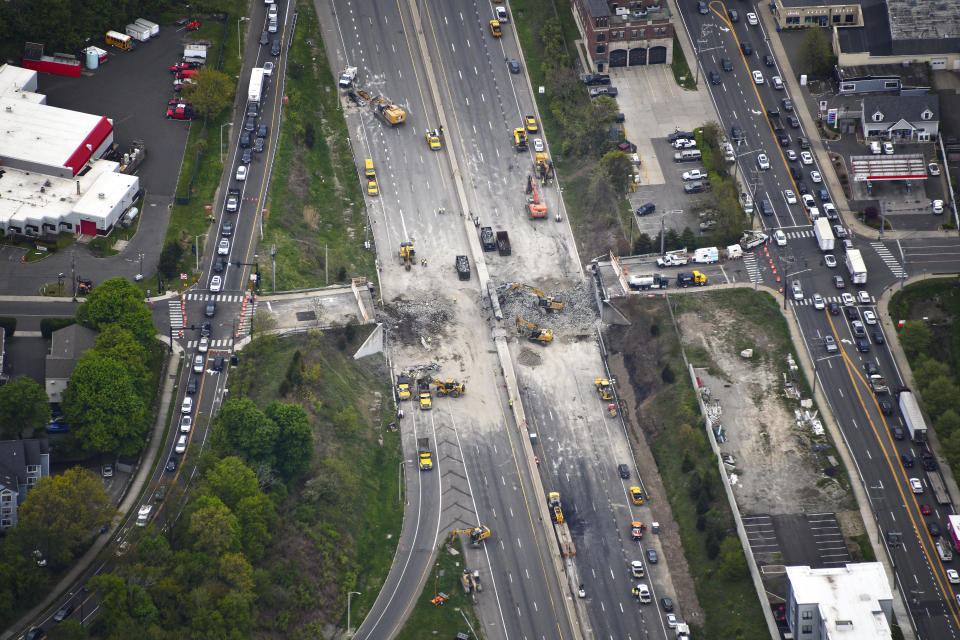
(921, 504, 932, 516)
(166, 104, 197, 119)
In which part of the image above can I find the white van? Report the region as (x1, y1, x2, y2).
(869, 140, 881, 155)
(495, 6, 508, 21)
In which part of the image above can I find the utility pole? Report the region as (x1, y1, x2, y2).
(271, 244, 277, 292)
(71, 251, 77, 301)
(347, 591, 361, 637)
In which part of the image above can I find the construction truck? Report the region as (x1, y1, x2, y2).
(460, 569, 482, 594)
(425, 128, 442, 150)
(525, 175, 547, 219)
(513, 127, 527, 152)
(451, 525, 491, 545)
(489, 20, 502, 37)
(431, 378, 465, 397)
(480, 226, 497, 251)
(676, 271, 707, 287)
(338, 66, 357, 88)
(516, 316, 553, 343)
(417, 379, 432, 410)
(399, 241, 415, 270)
(595, 378, 614, 401)
(355, 88, 406, 126)
(628, 274, 669, 290)
(534, 152, 553, 183)
(739, 230, 768, 251)
(500, 283, 564, 312)
(547, 492, 576, 557)
(456, 255, 471, 280)
(417, 437, 433, 470)
(631, 520, 645, 540)
(868, 375, 889, 395)
(396, 374, 411, 401)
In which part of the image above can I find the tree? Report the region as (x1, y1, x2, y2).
(17, 467, 115, 564)
(157, 242, 184, 280)
(701, 121, 721, 149)
(920, 376, 959, 420)
(204, 457, 260, 511)
(799, 28, 835, 78)
(183, 68, 235, 120)
(898, 321, 931, 359)
(76, 277, 156, 346)
(600, 151, 634, 193)
(943, 429, 960, 472)
(934, 409, 960, 440)
(0, 376, 49, 439)
(265, 402, 314, 479)
(717, 536, 748, 580)
(219, 552, 255, 594)
(215, 398, 277, 463)
(188, 495, 241, 556)
(62, 353, 148, 456)
(235, 493, 276, 561)
(913, 357, 950, 390)
(93, 325, 150, 389)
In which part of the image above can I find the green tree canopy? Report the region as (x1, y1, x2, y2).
(235, 493, 276, 562)
(93, 325, 151, 388)
(898, 321, 930, 359)
(600, 150, 634, 193)
(799, 28, 836, 78)
(183, 68, 235, 120)
(934, 409, 960, 440)
(0, 376, 49, 439)
(76, 277, 155, 345)
(265, 402, 314, 479)
(913, 357, 951, 390)
(205, 457, 260, 511)
(921, 376, 959, 420)
(188, 495, 241, 556)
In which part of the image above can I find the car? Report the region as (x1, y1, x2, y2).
(901, 453, 914, 468)
(221, 222, 233, 239)
(948, 569, 960, 584)
(892, 425, 904, 439)
(817, 189, 831, 203)
(198, 335, 210, 353)
(682, 169, 707, 181)
(851, 320, 866, 337)
(666, 613, 678, 628)
(101, 464, 114, 478)
(257, 124, 269, 138)
(728, 8, 739, 22)
(244, 116, 256, 132)
(698, 0, 708, 13)
(774, 229, 787, 246)
(193, 354, 204, 373)
(525, 115, 538, 132)
(827, 301, 841, 315)
(267, 18, 278, 33)
(53, 603, 76, 623)
(777, 134, 790, 148)
(186, 376, 198, 394)
(367, 179, 379, 196)
(845, 306, 859, 321)
(253, 137, 265, 153)
(810, 170, 822, 183)
(772, 76, 784, 90)
(789, 166, 802, 180)
(709, 70, 721, 85)
(205, 301, 217, 318)
(824, 335, 838, 353)
(782, 98, 794, 111)
(933, 200, 944, 215)
(825, 254, 837, 268)
(797, 181, 808, 195)
(800, 151, 813, 165)
(241, 148, 253, 164)
(46, 422, 70, 433)
(760, 199, 774, 216)
(872, 329, 885, 344)
(268, 3, 278, 17)
(812, 293, 824, 310)
(863, 362, 879, 376)
(631, 559, 645, 577)
(833, 225, 847, 239)
(863, 310, 877, 325)
(583, 73, 610, 86)
(929, 522, 942, 537)
(883, 141, 894, 155)
(166, 457, 178, 472)
(878, 398, 893, 415)
(646, 548, 658, 564)
(752, 70, 764, 85)
(791, 280, 803, 300)
(786, 150, 797, 161)
(212, 257, 226, 274)
(213, 355, 225, 371)
(747, 11, 758, 25)
(661, 597, 674, 612)
(246, 102, 259, 117)
(757, 154, 770, 170)
(636, 202, 656, 216)
(910, 478, 923, 493)
(788, 115, 800, 129)
(823, 203, 838, 219)
(175, 434, 188, 454)
(218, 239, 230, 255)
(673, 139, 697, 149)
(764, 54, 775, 67)
(263, 61, 274, 76)
(630, 486, 644, 504)
(180, 415, 192, 433)
(842, 292, 855, 306)
(236, 165, 247, 181)
(181, 397, 193, 414)
(921, 450, 936, 471)
(200, 321, 212, 338)
(801, 193, 815, 209)
(784, 190, 797, 204)
(259, 30, 270, 45)
(833, 275, 845, 289)
(271, 39, 281, 56)
(239, 130, 251, 148)
(618, 464, 631, 479)
(25, 628, 45, 640)
(507, 59, 521, 73)
(721, 57, 733, 72)
(928, 162, 940, 176)
(740, 41, 752, 55)
(731, 125, 744, 142)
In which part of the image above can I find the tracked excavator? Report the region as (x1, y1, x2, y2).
(525, 175, 547, 219)
(450, 525, 491, 545)
(499, 283, 563, 312)
(399, 241, 415, 270)
(516, 316, 553, 343)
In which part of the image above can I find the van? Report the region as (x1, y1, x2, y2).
(364, 158, 375, 178)
(869, 141, 881, 154)
(106, 30, 133, 51)
(175, 434, 188, 454)
(674, 150, 702, 162)
(808, 206, 820, 220)
(495, 6, 508, 21)
(136, 505, 152, 526)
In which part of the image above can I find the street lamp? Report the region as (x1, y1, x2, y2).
(270, 245, 277, 292)
(221, 122, 234, 164)
(347, 591, 361, 637)
(237, 17, 250, 58)
(195, 233, 208, 272)
(136, 251, 144, 281)
(57, 272, 64, 296)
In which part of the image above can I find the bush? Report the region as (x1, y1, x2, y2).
(0, 317, 16, 338)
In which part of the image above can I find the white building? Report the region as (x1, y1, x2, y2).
(0, 64, 139, 237)
(786, 563, 893, 640)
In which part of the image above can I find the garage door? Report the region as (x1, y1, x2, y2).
(609, 49, 627, 67)
(79, 220, 97, 235)
(648, 46, 667, 64)
(629, 47, 647, 66)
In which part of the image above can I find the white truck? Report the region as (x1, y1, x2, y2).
(125, 23, 151, 41)
(899, 389, 928, 443)
(656, 249, 688, 268)
(845, 248, 867, 285)
(184, 44, 207, 65)
(693, 246, 719, 264)
(338, 66, 357, 88)
(136, 504, 152, 526)
(739, 230, 767, 251)
(134, 18, 160, 37)
(814, 218, 835, 252)
(248, 67, 265, 104)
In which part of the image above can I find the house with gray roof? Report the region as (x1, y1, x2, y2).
(45, 324, 95, 403)
(0, 438, 50, 529)
(861, 94, 940, 142)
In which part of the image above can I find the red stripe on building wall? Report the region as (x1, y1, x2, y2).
(63, 117, 113, 176)
(865, 174, 928, 180)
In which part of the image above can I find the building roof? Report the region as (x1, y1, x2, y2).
(886, 0, 960, 43)
(779, 0, 856, 7)
(838, 0, 960, 56)
(835, 63, 930, 89)
(48, 324, 96, 361)
(863, 94, 940, 123)
(586, 0, 610, 18)
(73, 172, 140, 220)
(0, 439, 49, 492)
(0, 64, 39, 98)
(836, 0, 892, 55)
(787, 564, 892, 639)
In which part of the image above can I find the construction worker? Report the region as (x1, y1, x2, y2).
(438, 207, 445, 215)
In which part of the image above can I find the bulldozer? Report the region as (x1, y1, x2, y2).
(525, 175, 547, 219)
(594, 378, 614, 401)
(451, 525, 491, 546)
(499, 282, 563, 312)
(516, 316, 553, 343)
(431, 378, 465, 397)
(399, 241, 415, 270)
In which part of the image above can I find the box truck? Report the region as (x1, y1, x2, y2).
(814, 218, 835, 252)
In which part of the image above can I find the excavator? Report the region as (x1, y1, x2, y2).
(355, 88, 406, 125)
(594, 378, 614, 401)
(450, 525, 491, 545)
(516, 316, 553, 343)
(525, 175, 547, 219)
(500, 282, 563, 312)
(399, 241, 415, 270)
(431, 378, 465, 397)
(535, 152, 553, 183)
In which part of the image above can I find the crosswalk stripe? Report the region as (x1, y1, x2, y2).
(869, 242, 907, 278)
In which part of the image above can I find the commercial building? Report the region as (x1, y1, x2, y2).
(834, 63, 930, 95)
(785, 563, 893, 640)
(772, 0, 863, 30)
(571, 0, 674, 72)
(861, 94, 940, 141)
(0, 439, 50, 530)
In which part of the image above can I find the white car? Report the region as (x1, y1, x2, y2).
(210, 275, 222, 292)
(666, 613, 678, 628)
(933, 199, 944, 215)
(263, 61, 274, 76)
(193, 354, 204, 373)
(929, 162, 940, 176)
(631, 560, 645, 578)
(218, 239, 230, 255)
(841, 292, 855, 306)
(786, 149, 797, 161)
(863, 310, 877, 325)
(774, 229, 787, 246)
(800, 151, 813, 165)
(757, 154, 770, 170)
(883, 141, 894, 155)
(772, 76, 784, 90)
(746, 12, 758, 25)
(175, 434, 188, 454)
(236, 165, 248, 181)
(673, 139, 697, 149)
(824, 254, 837, 268)
(948, 569, 960, 584)
(533, 138, 544, 152)
(682, 169, 707, 181)
(784, 190, 797, 205)
(823, 203, 837, 218)
(858, 290, 871, 304)
(752, 70, 764, 85)
(791, 280, 803, 300)
(801, 193, 816, 210)
(181, 396, 193, 414)
(812, 293, 824, 310)
(198, 336, 209, 353)
(180, 415, 192, 434)
(910, 477, 923, 494)
(267, 18, 278, 33)
(810, 170, 822, 183)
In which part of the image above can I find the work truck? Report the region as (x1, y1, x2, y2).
(547, 492, 576, 557)
(676, 271, 707, 287)
(656, 249, 689, 268)
(739, 230, 768, 251)
(814, 218, 835, 252)
(338, 66, 357, 88)
(480, 227, 497, 251)
(417, 438, 433, 471)
(496, 231, 511, 256)
(868, 375, 889, 395)
(628, 274, 669, 290)
(845, 248, 867, 285)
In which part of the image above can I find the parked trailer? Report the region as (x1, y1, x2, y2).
(22, 53, 82, 77)
(899, 389, 928, 443)
(134, 18, 160, 37)
(125, 23, 151, 42)
(929, 471, 951, 506)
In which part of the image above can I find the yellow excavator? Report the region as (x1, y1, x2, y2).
(399, 241, 415, 270)
(451, 525, 491, 545)
(516, 316, 553, 343)
(500, 283, 564, 312)
(431, 378, 465, 397)
(594, 378, 614, 401)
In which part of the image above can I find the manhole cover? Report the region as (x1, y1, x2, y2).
(517, 349, 542, 367)
(296, 311, 317, 322)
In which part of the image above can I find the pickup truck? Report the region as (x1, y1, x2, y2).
(225, 189, 240, 213)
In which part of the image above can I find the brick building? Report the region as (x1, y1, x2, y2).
(571, 0, 674, 72)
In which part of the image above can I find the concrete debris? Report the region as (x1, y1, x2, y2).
(381, 299, 453, 344)
(740, 348, 753, 358)
(496, 279, 598, 335)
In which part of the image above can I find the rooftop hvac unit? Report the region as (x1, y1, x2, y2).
(98, 192, 105, 199)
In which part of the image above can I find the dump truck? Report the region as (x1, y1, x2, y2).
(676, 271, 707, 287)
(595, 378, 614, 401)
(480, 227, 497, 251)
(417, 437, 433, 470)
(513, 127, 527, 151)
(355, 88, 406, 126)
(899, 389, 927, 443)
(547, 493, 576, 556)
(814, 218, 835, 252)
(525, 175, 547, 219)
(628, 274, 669, 290)
(739, 230, 768, 251)
(496, 231, 511, 256)
(868, 375, 889, 395)
(338, 66, 357, 88)
(396, 374, 411, 400)
(399, 241, 415, 270)
(417, 379, 432, 410)
(455, 255, 471, 280)
(431, 378, 465, 397)
(516, 316, 553, 343)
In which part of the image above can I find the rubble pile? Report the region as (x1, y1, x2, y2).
(497, 280, 598, 334)
(382, 299, 452, 343)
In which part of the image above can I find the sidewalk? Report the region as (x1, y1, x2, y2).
(2, 338, 183, 640)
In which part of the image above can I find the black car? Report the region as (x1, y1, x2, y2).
(246, 101, 259, 117)
(213, 355, 225, 371)
(584, 73, 611, 86)
(201, 321, 212, 337)
(782, 98, 793, 111)
(845, 306, 859, 320)
(257, 124, 269, 138)
(26, 628, 45, 640)
(212, 257, 226, 273)
(863, 362, 879, 376)
(507, 60, 520, 74)
(923, 457, 937, 471)
(778, 134, 790, 147)
(788, 115, 800, 128)
(239, 130, 251, 148)
(253, 137, 265, 153)
(668, 130, 695, 142)
(789, 166, 802, 180)
(878, 398, 893, 415)
(661, 597, 674, 613)
(731, 125, 744, 141)
(796, 181, 808, 195)
(205, 301, 217, 318)
(646, 548, 658, 564)
(166, 457, 178, 472)
(186, 376, 198, 394)
(760, 199, 774, 216)
(872, 329, 885, 344)
(636, 202, 656, 216)
(221, 221, 233, 237)
(764, 54, 775, 67)
(153, 484, 168, 503)
(271, 39, 281, 56)
(245, 116, 258, 132)
(892, 425, 904, 440)
(728, 9, 739, 22)
(817, 189, 831, 203)
(828, 301, 841, 315)
(259, 31, 270, 45)
(709, 71, 721, 85)
(740, 41, 752, 55)
(241, 148, 253, 164)
(53, 603, 75, 623)
(721, 57, 733, 72)
(902, 453, 915, 467)
(618, 464, 630, 479)
(929, 522, 942, 537)
(856, 337, 870, 353)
